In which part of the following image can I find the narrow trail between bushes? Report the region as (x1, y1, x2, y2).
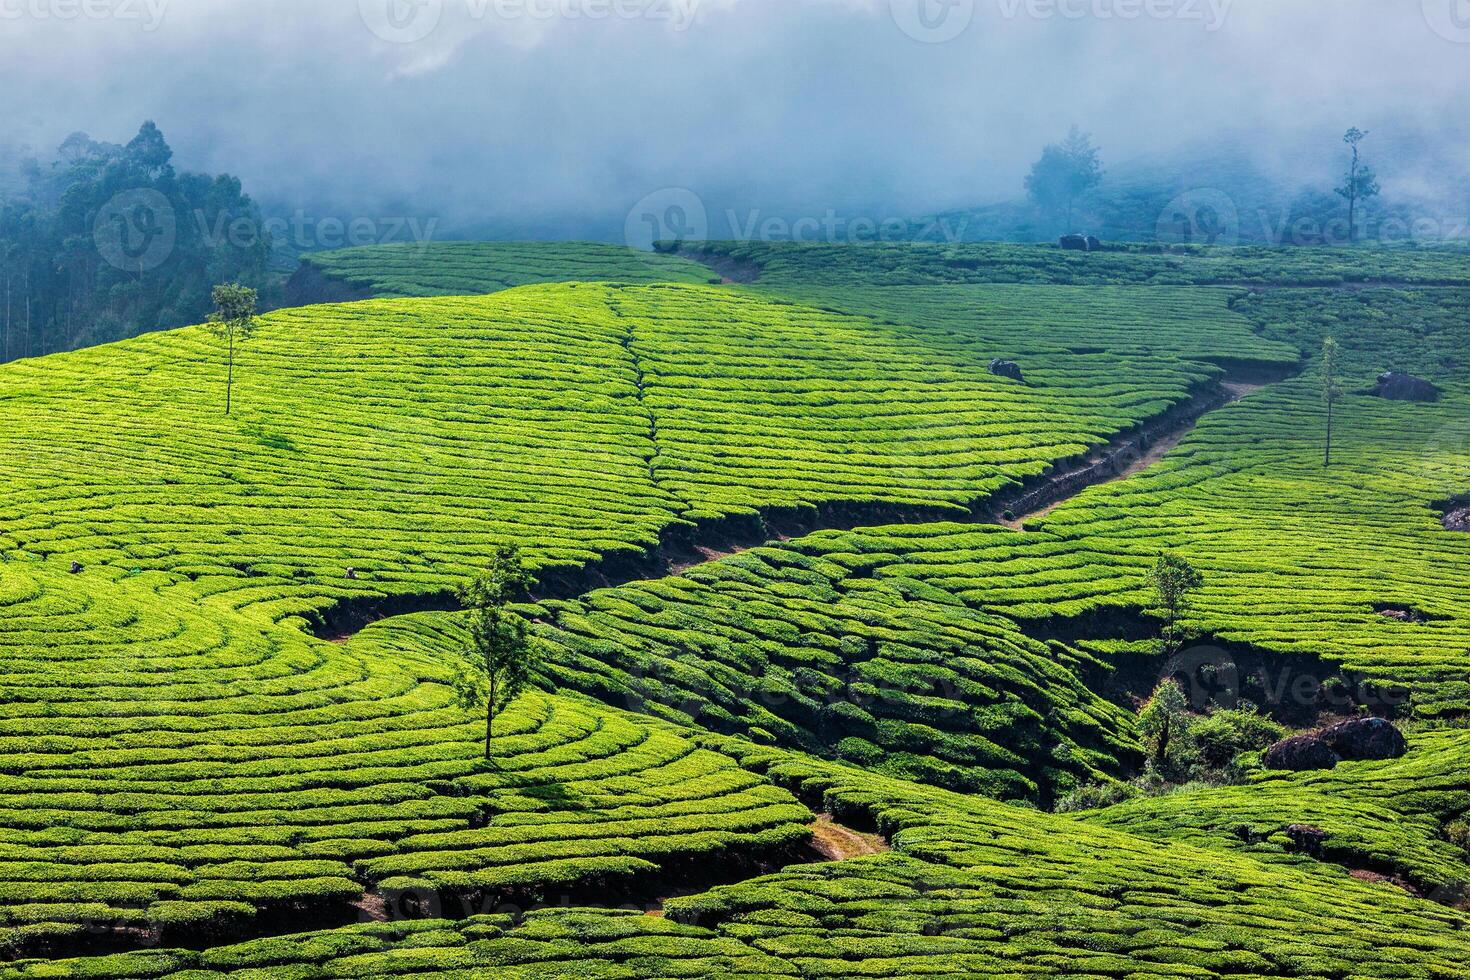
(315, 364, 1297, 641)
(808, 814, 891, 861)
(999, 378, 1270, 529)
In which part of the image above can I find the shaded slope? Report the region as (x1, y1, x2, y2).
(1081, 727, 1470, 900)
(289, 241, 717, 302)
(7, 747, 1467, 979)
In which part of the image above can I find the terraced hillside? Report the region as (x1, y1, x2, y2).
(679, 239, 1470, 288)
(0, 559, 813, 950)
(289, 242, 716, 302)
(5, 750, 1467, 978)
(0, 280, 1291, 626)
(533, 547, 1140, 801)
(1, 241, 1469, 976)
(1082, 726, 1470, 896)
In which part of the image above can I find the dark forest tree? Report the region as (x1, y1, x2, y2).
(0, 123, 272, 363)
(1025, 127, 1104, 232)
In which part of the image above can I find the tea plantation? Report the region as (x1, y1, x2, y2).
(3, 750, 1466, 977)
(0, 241, 1468, 976)
(680, 240, 1470, 288)
(296, 243, 717, 299)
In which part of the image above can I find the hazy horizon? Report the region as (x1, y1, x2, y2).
(5, 0, 1469, 243)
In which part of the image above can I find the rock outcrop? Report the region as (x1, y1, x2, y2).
(1374, 372, 1440, 402)
(989, 359, 1025, 382)
(1318, 717, 1407, 761)
(1263, 734, 1340, 771)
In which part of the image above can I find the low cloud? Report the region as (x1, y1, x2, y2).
(2, 0, 1465, 240)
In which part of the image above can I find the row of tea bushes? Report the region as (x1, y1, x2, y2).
(300, 242, 716, 299)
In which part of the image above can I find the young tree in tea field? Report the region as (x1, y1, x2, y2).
(206, 283, 258, 416)
(456, 545, 539, 759)
(1321, 336, 1343, 467)
(1144, 553, 1204, 654)
(1137, 679, 1191, 776)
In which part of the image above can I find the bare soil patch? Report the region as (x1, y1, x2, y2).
(808, 813, 890, 861)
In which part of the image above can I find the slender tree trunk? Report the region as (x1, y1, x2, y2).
(1324, 398, 1333, 467)
(226, 330, 234, 415)
(485, 675, 497, 760)
(1347, 149, 1359, 245)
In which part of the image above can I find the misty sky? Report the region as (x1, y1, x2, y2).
(3, 0, 1467, 240)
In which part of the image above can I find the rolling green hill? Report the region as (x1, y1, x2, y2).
(289, 242, 717, 302)
(0, 241, 1468, 974)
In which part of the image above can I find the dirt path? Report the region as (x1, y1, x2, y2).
(999, 379, 1269, 529)
(350, 891, 391, 922)
(808, 814, 890, 861)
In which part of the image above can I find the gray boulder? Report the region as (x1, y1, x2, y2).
(1263, 734, 1340, 771)
(989, 359, 1024, 382)
(1318, 717, 1407, 761)
(1375, 372, 1440, 402)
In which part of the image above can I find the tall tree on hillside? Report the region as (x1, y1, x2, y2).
(1025, 127, 1104, 232)
(206, 283, 258, 416)
(456, 546, 540, 760)
(1335, 128, 1380, 244)
(1144, 553, 1204, 654)
(1321, 336, 1343, 467)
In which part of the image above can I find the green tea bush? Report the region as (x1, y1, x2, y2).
(301, 241, 716, 298)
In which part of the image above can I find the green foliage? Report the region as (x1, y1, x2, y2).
(1321, 334, 1343, 465)
(685, 238, 1470, 289)
(1189, 707, 1287, 770)
(299, 241, 717, 299)
(1086, 728, 1470, 898)
(1136, 680, 1192, 778)
(0, 241, 1464, 972)
(205, 283, 258, 415)
(1024, 126, 1104, 231)
(206, 283, 258, 337)
(0, 122, 272, 362)
(1142, 553, 1204, 652)
(1335, 127, 1381, 244)
(1127, 680, 1284, 785)
(455, 545, 539, 757)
